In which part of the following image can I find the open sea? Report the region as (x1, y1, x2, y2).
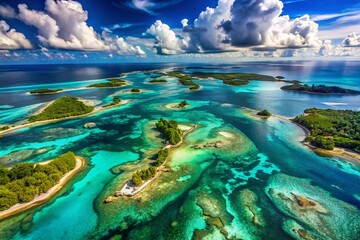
(0, 61, 359, 239)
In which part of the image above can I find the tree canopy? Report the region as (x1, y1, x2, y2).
(282, 84, 360, 94)
(178, 100, 189, 108)
(156, 118, 182, 145)
(29, 88, 63, 94)
(0, 152, 77, 210)
(257, 109, 272, 117)
(295, 108, 360, 152)
(29, 96, 94, 122)
(87, 79, 126, 88)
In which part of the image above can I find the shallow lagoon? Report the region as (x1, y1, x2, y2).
(0, 61, 359, 239)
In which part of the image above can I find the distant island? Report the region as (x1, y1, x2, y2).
(281, 83, 360, 94)
(87, 78, 127, 88)
(191, 72, 280, 86)
(166, 72, 200, 90)
(148, 79, 167, 83)
(29, 88, 63, 95)
(29, 96, 94, 122)
(164, 71, 297, 90)
(0, 152, 85, 219)
(257, 109, 272, 117)
(294, 108, 360, 153)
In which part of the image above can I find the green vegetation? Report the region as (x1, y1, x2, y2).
(29, 88, 63, 94)
(178, 100, 189, 108)
(131, 148, 169, 186)
(257, 109, 272, 117)
(131, 88, 141, 93)
(166, 72, 200, 90)
(191, 72, 277, 86)
(29, 96, 94, 122)
(131, 166, 157, 187)
(148, 79, 167, 83)
(107, 78, 125, 81)
(222, 80, 249, 86)
(130, 119, 184, 187)
(131, 149, 169, 187)
(165, 71, 281, 89)
(156, 118, 182, 145)
(192, 72, 276, 81)
(87, 79, 126, 88)
(281, 83, 360, 94)
(0, 152, 77, 210)
(102, 96, 121, 108)
(0, 126, 10, 132)
(306, 136, 335, 150)
(155, 149, 169, 166)
(294, 108, 360, 152)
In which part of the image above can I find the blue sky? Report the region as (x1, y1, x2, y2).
(0, 0, 359, 64)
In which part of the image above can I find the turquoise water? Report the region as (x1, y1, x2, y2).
(0, 61, 359, 239)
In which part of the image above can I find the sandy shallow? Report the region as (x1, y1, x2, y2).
(164, 103, 190, 110)
(240, 106, 360, 163)
(218, 131, 235, 138)
(0, 156, 86, 221)
(178, 124, 193, 131)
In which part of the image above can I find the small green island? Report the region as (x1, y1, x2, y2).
(130, 119, 181, 187)
(87, 78, 126, 88)
(294, 108, 360, 152)
(148, 79, 167, 83)
(29, 88, 63, 95)
(29, 96, 94, 122)
(114, 118, 193, 196)
(257, 109, 272, 117)
(102, 96, 121, 108)
(281, 83, 360, 94)
(178, 100, 189, 108)
(0, 152, 77, 211)
(164, 100, 190, 110)
(130, 88, 141, 93)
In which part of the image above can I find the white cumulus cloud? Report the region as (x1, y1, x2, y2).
(188, 0, 234, 51)
(6, 0, 146, 55)
(342, 32, 360, 47)
(146, 20, 186, 54)
(182, 0, 323, 51)
(265, 14, 322, 49)
(102, 31, 146, 55)
(0, 20, 33, 49)
(18, 0, 107, 51)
